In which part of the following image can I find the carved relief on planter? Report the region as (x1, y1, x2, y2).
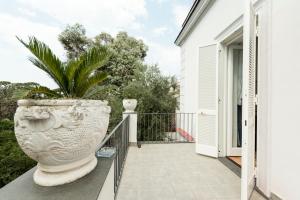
(14, 99, 111, 186)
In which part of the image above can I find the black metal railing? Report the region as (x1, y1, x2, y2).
(95, 115, 130, 195)
(137, 113, 195, 144)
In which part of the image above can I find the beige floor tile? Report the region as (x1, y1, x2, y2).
(116, 144, 265, 200)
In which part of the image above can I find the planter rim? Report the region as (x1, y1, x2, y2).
(17, 99, 108, 107)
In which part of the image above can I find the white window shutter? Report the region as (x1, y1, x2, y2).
(196, 44, 218, 158)
(241, 1, 257, 199)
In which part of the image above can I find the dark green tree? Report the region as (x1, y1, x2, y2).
(58, 23, 91, 60)
(123, 65, 177, 113)
(94, 32, 148, 87)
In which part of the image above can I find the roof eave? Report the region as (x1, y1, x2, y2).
(174, 0, 213, 46)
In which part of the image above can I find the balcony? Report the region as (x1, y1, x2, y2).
(0, 112, 266, 200)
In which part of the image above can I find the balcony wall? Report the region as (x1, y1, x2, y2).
(0, 157, 114, 200)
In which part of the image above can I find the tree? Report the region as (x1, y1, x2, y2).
(94, 33, 114, 45)
(122, 65, 178, 141)
(59, 24, 148, 88)
(123, 65, 177, 113)
(85, 31, 149, 87)
(0, 82, 41, 120)
(58, 23, 91, 60)
(17, 36, 109, 98)
(58, 24, 178, 130)
(0, 81, 40, 100)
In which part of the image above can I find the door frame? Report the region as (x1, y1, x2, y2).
(216, 26, 243, 158)
(215, 0, 271, 197)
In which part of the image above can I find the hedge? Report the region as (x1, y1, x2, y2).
(0, 120, 36, 188)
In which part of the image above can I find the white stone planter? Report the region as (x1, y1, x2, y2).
(122, 99, 137, 113)
(14, 99, 111, 186)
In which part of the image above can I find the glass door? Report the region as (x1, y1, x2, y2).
(227, 46, 243, 156)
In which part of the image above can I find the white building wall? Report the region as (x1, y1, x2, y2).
(179, 0, 300, 198)
(180, 0, 244, 114)
(179, 46, 186, 111)
(269, 1, 300, 199)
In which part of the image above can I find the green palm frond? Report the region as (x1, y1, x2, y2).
(18, 36, 110, 99)
(82, 85, 109, 99)
(13, 86, 62, 99)
(27, 86, 63, 98)
(74, 46, 109, 89)
(76, 72, 108, 97)
(65, 58, 83, 94)
(17, 36, 68, 95)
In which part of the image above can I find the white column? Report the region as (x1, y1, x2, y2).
(122, 99, 138, 145)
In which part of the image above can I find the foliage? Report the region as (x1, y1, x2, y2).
(0, 101, 17, 121)
(0, 120, 36, 188)
(58, 23, 91, 60)
(0, 81, 40, 100)
(59, 26, 148, 88)
(0, 119, 14, 131)
(0, 82, 41, 120)
(17, 36, 110, 98)
(58, 24, 178, 132)
(94, 32, 148, 87)
(137, 114, 177, 142)
(122, 65, 177, 113)
(122, 66, 178, 141)
(0, 24, 180, 187)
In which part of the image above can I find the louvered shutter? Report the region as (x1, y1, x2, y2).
(196, 44, 218, 158)
(241, 1, 257, 199)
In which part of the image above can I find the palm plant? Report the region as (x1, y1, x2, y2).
(16, 36, 110, 99)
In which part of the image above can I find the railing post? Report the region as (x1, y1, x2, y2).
(122, 99, 137, 146)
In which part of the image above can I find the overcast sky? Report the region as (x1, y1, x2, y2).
(0, 0, 192, 88)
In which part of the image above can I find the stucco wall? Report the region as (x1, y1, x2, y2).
(269, 0, 300, 199)
(180, 0, 244, 114)
(179, 0, 300, 198)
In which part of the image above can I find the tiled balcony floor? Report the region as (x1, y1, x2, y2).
(116, 143, 266, 200)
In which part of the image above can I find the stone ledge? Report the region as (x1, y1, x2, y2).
(0, 157, 114, 200)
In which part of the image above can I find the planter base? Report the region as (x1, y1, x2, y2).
(33, 157, 97, 186)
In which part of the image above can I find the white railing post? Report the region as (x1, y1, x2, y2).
(122, 99, 137, 146)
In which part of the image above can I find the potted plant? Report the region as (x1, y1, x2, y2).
(14, 37, 111, 186)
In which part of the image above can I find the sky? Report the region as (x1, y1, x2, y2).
(0, 0, 193, 88)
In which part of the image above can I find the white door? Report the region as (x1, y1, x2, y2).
(241, 1, 256, 199)
(196, 44, 218, 158)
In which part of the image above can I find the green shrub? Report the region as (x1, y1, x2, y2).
(0, 130, 36, 188)
(0, 119, 14, 131)
(0, 101, 17, 120)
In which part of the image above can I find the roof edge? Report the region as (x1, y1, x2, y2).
(174, 0, 213, 46)
(181, 0, 201, 30)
